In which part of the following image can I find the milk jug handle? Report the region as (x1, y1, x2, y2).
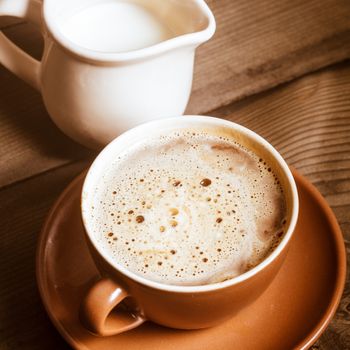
(0, 0, 42, 91)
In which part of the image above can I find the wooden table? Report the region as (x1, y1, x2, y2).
(1, 1, 350, 349)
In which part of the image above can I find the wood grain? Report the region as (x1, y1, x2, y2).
(188, 0, 350, 114)
(1, 0, 350, 187)
(0, 162, 87, 350)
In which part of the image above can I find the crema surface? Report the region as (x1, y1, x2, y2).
(89, 130, 287, 286)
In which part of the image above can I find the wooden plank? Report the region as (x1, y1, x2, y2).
(1, 0, 350, 188)
(187, 0, 350, 114)
(0, 161, 87, 350)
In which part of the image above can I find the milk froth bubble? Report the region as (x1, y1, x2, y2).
(90, 130, 287, 286)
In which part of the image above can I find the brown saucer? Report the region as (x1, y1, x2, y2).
(36, 169, 346, 350)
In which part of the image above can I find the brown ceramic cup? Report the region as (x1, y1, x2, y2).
(80, 116, 299, 336)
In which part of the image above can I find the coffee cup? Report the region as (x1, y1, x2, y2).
(80, 115, 299, 336)
(0, 0, 215, 148)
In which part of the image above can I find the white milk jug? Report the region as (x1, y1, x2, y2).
(0, 0, 215, 148)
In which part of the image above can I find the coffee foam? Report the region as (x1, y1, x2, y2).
(90, 130, 287, 286)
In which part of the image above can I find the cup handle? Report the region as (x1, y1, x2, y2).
(0, 0, 42, 90)
(80, 278, 145, 336)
